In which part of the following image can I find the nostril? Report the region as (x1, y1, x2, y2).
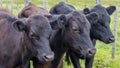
(88, 50, 92, 54)
(109, 36, 115, 42)
(87, 48, 96, 56)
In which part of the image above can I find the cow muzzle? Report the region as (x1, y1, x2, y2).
(105, 35, 115, 43)
(38, 52, 54, 63)
(86, 48, 96, 57)
(43, 52, 54, 62)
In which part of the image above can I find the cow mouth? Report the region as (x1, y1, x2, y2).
(104, 39, 115, 44)
(32, 57, 52, 64)
(37, 54, 54, 63)
(79, 50, 95, 59)
(37, 57, 52, 63)
(80, 54, 93, 59)
(99, 35, 115, 44)
(100, 39, 112, 44)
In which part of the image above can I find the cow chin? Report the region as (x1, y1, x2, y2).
(72, 50, 87, 59)
(37, 56, 51, 63)
(79, 53, 87, 59)
(101, 39, 110, 44)
(80, 56, 86, 59)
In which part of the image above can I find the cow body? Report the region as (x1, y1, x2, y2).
(0, 13, 23, 68)
(50, 2, 116, 68)
(0, 10, 54, 68)
(0, 8, 13, 15)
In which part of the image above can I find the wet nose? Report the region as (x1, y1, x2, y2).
(87, 48, 96, 57)
(43, 52, 54, 62)
(108, 36, 115, 43)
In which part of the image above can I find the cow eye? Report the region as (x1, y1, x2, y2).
(72, 27, 78, 32)
(29, 32, 39, 40)
(100, 23, 104, 26)
(32, 35, 39, 40)
(73, 28, 78, 31)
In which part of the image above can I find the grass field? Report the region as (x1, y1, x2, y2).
(1, 0, 120, 68)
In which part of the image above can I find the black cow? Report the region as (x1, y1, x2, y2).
(49, 11, 98, 68)
(68, 5, 116, 68)
(50, 2, 116, 68)
(0, 11, 54, 68)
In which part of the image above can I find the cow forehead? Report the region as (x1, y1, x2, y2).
(72, 11, 87, 22)
(30, 24, 52, 36)
(92, 5, 109, 16)
(69, 12, 89, 28)
(91, 5, 111, 24)
(26, 14, 51, 31)
(28, 14, 49, 24)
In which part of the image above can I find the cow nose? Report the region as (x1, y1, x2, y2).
(108, 36, 115, 43)
(44, 53, 54, 62)
(87, 48, 96, 57)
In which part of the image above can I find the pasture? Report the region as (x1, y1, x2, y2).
(1, 0, 120, 68)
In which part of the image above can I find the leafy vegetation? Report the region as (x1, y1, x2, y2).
(1, 0, 120, 68)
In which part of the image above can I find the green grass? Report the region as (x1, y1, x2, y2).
(1, 0, 120, 68)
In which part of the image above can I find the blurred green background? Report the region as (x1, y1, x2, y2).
(1, 0, 120, 68)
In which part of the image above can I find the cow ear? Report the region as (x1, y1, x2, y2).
(57, 14, 67, 28)
(44, 14, 52, 19)
(13, 19, 27, 32)
(106, 6, 116, 15)
(83, 8, 90, 15)
(45, 14, 66, 29)
(45, 15, 58, 30)
(86, 12, 99, 24)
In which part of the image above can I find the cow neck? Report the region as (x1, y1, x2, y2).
(58, 29, 68, 50)
(51, 28, 69, 68)
(61, 26, 69, 50)
(90, 23, 97, 46)
(58, 27, 68, 51)
(51, 29, 66, 52)
(49, 29, 59, 41)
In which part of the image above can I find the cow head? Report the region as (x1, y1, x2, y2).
(60, 11, 98, 58)
(50, 2, 76, 14)
(83, 5, 116, 43)
(13, 14, 54, 63)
